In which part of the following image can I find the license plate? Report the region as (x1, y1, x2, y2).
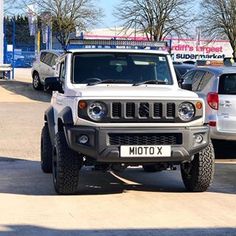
(120, 145, 171, 157)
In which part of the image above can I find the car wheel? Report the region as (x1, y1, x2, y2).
(181, 142, 215, 192)
(142, 164, 163, 172)
(32, 72, 42, 90)
(53, 131, 83, 195)
(40, 123, 53, 173)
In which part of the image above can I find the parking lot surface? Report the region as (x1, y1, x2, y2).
(0, 69, 236, 236)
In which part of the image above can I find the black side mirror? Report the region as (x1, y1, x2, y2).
(182, 83, 192, 91)
(44, 77, 63, 93)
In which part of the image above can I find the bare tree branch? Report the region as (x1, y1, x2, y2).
(114, 0, 195, 41)
(200, 0, 236, 57)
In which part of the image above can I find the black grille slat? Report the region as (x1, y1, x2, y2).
(109, 133, 182, 145)
(112, 102, 122, 118)
(126, 103, 135, 118)
(154, 103, 163, 118)
(139, 103, 150, 118)
(167, 103, 175, 118)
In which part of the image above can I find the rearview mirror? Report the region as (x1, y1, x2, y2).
(182, 83, 192, 91)
(44, 77, 63, 93)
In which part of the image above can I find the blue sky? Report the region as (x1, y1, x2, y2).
(98, 0, 121, 28)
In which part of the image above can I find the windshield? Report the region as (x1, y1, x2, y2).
(73, 53, 172, 85)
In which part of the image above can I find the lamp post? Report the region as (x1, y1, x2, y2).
(0, 0, 4, 64)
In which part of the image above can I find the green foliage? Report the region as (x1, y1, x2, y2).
(4, 15, 34, 47)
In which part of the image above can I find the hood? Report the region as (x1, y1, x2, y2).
(66, 84, 198, 99)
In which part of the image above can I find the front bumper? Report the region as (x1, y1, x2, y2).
(64, 126, 210, 163)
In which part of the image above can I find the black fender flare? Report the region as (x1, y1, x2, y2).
(57, 107, 74, 126)
(57, 107, 74, 146)
(44, 106, 55, 144)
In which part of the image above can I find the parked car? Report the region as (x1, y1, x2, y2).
(174, 63, 195, 84)
(40, 39, 214, 194)
(182, 66, 236, 142)
(31, 50, 62, 90)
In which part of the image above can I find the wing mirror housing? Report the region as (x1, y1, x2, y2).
(44, 77, 63, 93)
(181, 83, 192, 91)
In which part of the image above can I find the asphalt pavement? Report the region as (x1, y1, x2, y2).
(0, 69, 235, 236)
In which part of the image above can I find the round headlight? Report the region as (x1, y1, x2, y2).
(178, 102, 195, 122)
(88, 102, 107, 121)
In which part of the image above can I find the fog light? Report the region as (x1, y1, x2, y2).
(194, 134, 203, 144)
(78, 135, 89, 144)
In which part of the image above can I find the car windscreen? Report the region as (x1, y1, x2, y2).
(72, 52, 172, 84)
(219, 73, 236, 95)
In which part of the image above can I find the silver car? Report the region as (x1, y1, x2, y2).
(31, 50, 61, 90)
(182, 66, 236, 141)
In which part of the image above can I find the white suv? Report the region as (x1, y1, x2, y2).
(31, 50, 61, 90)
(40, 40, 214, 195)
(182, 66, 236, 141)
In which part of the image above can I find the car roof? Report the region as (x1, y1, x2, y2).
(193, 66, 236, 76)
(40, 50, 63, 55)
(174, 64, 195, 69)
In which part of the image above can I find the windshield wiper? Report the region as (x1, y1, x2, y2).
(133, 80, 168, 86)
(87, 79, 130, 86)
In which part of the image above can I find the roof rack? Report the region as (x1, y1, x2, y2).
(67, 39, 168, 50)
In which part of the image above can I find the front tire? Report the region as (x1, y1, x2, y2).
(181, 142, 215, 192)
(41, 123, 53, 173)
(32, 72, 42, 90)
(53, 131, 83, 195)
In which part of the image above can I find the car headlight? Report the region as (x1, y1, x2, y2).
(178, 102, 195, 122)
(88, 102, 107, 121)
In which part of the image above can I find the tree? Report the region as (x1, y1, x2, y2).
(9, 0, 103, 49)
(39, 0, 103, 48)
(200, 0, 236, 57)
(114, 0, 194, 41)
(4, 15, 34, 48)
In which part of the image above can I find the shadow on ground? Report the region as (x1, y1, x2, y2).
(0, 225, 236, 236)
(0, 80, 50, 102)
(213, 140, 236, 159)
(0, 156, 235, 196)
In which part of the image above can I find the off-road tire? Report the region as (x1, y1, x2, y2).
(142, 164, 163, 172)
(32, 72, 42, 90)
(181, 142, 215, 192)
(53, 131, 83, 195)
(41, 124, 53, 173)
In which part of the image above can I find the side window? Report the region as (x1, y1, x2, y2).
(183, 70, 195, 84)
(192, 70, 205, 91)
(40, 52, 47, 63)
(198, 71, 214, 91)
(51, 55, 58, 66)
(43, 53, 53, 66)
(59, 62, 66, 81)
(58, 61, 66, 93)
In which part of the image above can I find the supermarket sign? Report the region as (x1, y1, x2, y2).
(169, 38, 233, 62)
(82, 28, 233, 62)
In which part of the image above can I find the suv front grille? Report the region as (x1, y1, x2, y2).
(111, 101, 176, 121)
(109, 133, 182, 146)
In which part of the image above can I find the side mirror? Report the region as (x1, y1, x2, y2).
(52, 65, 56, 70)
(44, 77, 63, 92)
(182, 83, 192, 91)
